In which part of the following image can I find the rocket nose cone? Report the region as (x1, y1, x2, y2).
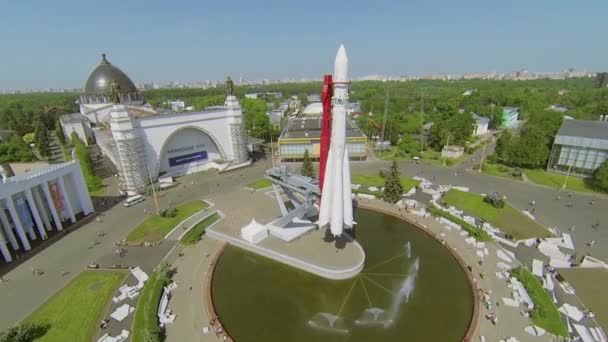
(334, 44, 349, 82)
(335, 44, 348, 64)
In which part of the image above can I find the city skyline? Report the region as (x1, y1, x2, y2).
(1, 0, 607, 91)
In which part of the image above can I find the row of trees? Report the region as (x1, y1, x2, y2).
(71, 132, 102, 192)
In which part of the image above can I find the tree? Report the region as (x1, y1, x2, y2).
(0, 323, 49, 342)
(71, 132, 102, 192)
(22, 132, 35, 145)
(55, 120, 66, 146)
(592, 160, 608, 192)
(494, 130, 512, 162)
(398, 135, 420, 155)
(507, 126, 550, 168)
(0, 135, 34, 163)
(301, 149, 315, 177)
(383, 161, 403, 204)
(35, 127, 51, 158)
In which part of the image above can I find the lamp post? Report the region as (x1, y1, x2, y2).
(145, 163, 160, 214)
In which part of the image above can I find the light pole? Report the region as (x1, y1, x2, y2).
(145, 163, 160, 214)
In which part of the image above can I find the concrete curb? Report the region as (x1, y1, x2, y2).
(206, 229, 365, 280)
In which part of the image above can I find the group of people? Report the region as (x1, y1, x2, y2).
(209, 316, 228, 340)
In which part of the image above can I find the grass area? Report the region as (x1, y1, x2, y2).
(559, 268, 608, 332)
(419, 150, 468, 167)
(126, 201, 208, 243)
(131, 268, 169, 342)
(443, 189, 550, 239)
(524, 168, 603, 194)
(89, 185, 106, 197)
(180, 212, 221, 245)
(246, 178, 273, 190)
(25, 270, 126, 342)
(352, 188, 383, 198)
(352, 173, 420, 192)
(376, 147, 469, 166)
(477, 162, 522, 180)
(511, 268, 568, 337)
(428, 206, 492, 242)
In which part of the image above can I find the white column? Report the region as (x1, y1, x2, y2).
(25, 189, 47, 240)
(33, 188, 52, 231)
(57, 176, 76, 223)
(0, 229, 12, 262)
(41, 181, 63, 231)
(0, 205, 19, 250)
(4, 197, 31, 251)
(70, 171, 94, 215)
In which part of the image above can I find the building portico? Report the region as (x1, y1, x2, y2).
(0, 161, 94, 263)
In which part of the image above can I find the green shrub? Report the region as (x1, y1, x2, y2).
(160, 208, 177, 218)
(0, 323, 50, 342)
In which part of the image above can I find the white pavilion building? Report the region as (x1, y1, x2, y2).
(0, 161, 94, 263)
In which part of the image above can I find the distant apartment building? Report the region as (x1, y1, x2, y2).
(244, 92, 283, 100)
(547, 117, 608, 176)
(164, 99, 186, 111)
(502, 107, 520, 128)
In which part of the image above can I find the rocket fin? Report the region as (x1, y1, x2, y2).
(318, 146, 334, 227)
(342, 151, 353, 228)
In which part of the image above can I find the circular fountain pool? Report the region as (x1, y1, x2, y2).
(211, 208, 474, 341)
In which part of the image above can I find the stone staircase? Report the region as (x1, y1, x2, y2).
(47, 134, 65, 163)
(87, 144, 117, 179)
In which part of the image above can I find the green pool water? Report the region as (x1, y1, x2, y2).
(212, 208, 473, 341)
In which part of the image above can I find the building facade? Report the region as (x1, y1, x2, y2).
(502, 107, 520, 128)
(0, 161, 94, 263)
(472, 114, 489, 136)
(278, 116, 367, 161)
(547, 119, 608, 176)
(61, 54, 250, 195)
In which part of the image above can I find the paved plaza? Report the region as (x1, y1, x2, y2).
(0, 155, 607, 341)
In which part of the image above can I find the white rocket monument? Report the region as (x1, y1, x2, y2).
(318, 44, 354, 237)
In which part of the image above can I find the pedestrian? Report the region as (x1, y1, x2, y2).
(189, 286, 192, 291)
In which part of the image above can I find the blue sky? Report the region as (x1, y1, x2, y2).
(1, 0, 607, 90)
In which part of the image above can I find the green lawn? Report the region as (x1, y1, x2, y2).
(419, 150, 468, 167)
(131, 270, 166, 342)
(25, 270, 126, 342)
(478, 162, 522, 180)
(376, 147, 468, 166)
(352, 173, 420, 192)
(180, 212, 221, 245)
(511, 268, 568, 337)
(246, 178, 273, 190)
(443, 189, 550, 239)
(428, 206, 492, 242)
(126, 201, 208, 243)
(524, 169, 603, 194)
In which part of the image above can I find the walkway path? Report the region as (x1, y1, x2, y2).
(163, 238, 224, 342)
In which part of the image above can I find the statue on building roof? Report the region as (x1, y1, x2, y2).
(109, 79, 121, 103)
(226, 76, 234, 96)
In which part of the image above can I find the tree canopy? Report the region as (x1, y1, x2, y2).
(383, 161, 403, 204)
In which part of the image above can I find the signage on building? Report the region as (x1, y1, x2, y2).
(169, 151, 208, 167)
(166, 143, 205, 155)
